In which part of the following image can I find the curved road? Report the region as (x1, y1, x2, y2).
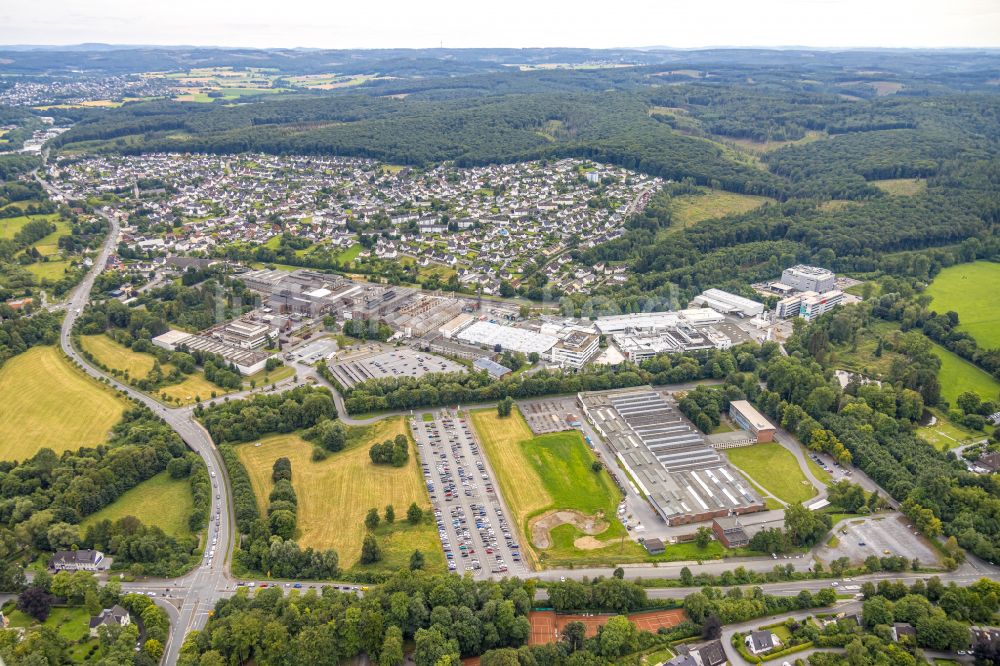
(58, 210, 235, 666)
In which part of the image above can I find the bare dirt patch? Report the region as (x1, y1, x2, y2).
(573, 536, 606, 550)
(531, 509, 608, 549)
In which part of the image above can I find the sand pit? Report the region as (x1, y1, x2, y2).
(531, 509, 608, 549)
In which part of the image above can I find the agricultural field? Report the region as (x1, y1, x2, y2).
(472, 408, 721, 566)
(80, 471, 195, 539)
(234, 417, 442, 571)
(724, 442, 819, 505)
(926, 261, 1000, 349)
(931, 342, 1000, 405)
(0, 347, 127, 460)
(871, 178, 927, 196)
(80, 334, 160, 379)
(665, 188, 773, 230)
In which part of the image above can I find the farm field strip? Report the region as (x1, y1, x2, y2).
(0, 346, 127, 460)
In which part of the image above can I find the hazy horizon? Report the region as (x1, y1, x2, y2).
(2, 0, 999, 51)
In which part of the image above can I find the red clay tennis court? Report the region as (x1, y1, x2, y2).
(528, 608, 687, 645)
(529, 610, 558, 645)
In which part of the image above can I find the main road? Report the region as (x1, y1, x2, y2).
(56, 207, 235, 666)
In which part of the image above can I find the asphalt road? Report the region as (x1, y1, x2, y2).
(56, 208, 235, 666)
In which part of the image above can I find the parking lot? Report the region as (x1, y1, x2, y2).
(819, 513, 941, 567)
(291, 337, 339, 365)
(411, 410, 527, 579)
(520, 398, 580, 435)
(328, 346, 466, 388)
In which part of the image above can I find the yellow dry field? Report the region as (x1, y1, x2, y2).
(159, 373, 229, 404)
(469, 409, 552, 526)
(80, 334, 159, 379)
(0, 347, 126, 460)
(235, 417, 434, 567)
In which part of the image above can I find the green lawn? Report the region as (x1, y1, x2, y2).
(926, 261, 1000, 350)
(242, 364, 295, 387)
(4, 605, 102, 661)
(336, 243, 363, 264)
(724, 443, 818, 505)
(473, 408, 724, 566)
(80, 471, 195, 538)
(918, 407, 984, 451)
(931, 341, 1000, 405)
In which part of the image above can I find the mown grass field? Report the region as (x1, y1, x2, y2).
(81, 334, 159, 379)
(234, 417, 442, 571)
(242, 364, 295, 387)
(918, 408, 983, 451)
(666, 189, 772, 229)
(724, 442, 818, 505)
(871, 178, 927, 196)
(0, 347, 127, 460)
(159, 373, 229, 404)
(931, 341, 1000, 405)
(472, 408, 719, 566)
(80, 470, 194, 538)
(926, 262, 1000, 350)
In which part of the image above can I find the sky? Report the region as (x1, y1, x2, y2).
(2, 0, 999, 49)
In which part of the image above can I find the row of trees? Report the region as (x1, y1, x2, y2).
(178, 571, 537, 666)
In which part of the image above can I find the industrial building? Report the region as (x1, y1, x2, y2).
(456, 320, 558, 355)
(592, 309, 733, 362)
(473, 357, 513, 379)
(728, 400, 776, 443)
(242, 268, 416, 322)
(775, 290, 844, 320)
(780, 265, 836, 294)
(579, 387, 765, 525)
(550, 331, 601, 369)
(151, 329, 270, 375)
(218, 320, 274, 350)
(691, 289, 765, 318)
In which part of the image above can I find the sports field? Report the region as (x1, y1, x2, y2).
(724, 442, 819, 505)
(0, 347, 127, 460)
(80, 470, 195, 538)
(81, 334, 160, 379)
(472, 408, 663, 567)
(931, 342, 1000, 405)
(926, 262, 1000, 350)
(234, 417, 442, 571)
